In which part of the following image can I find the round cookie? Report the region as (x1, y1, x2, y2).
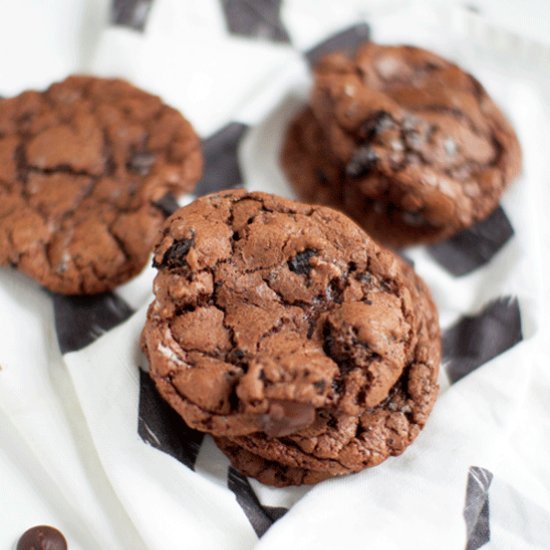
(0, 76, 202, 294)
(283, 43, 522, 248)
(218, 262, 440, 484)
(142, 190, 420, 437)
(280, 107, 343, 208)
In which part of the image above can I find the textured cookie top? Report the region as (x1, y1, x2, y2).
(222, 261, 441, 484)
(311, 43, 521, 241)
(143, 190, 419, 437)
(0, 76, 202, 294)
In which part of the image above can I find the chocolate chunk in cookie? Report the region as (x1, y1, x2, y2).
(218, 261, 441, 485)
(0, 76, 202, 294)
(282, 43, 521, 247)
(142, 190, 420, 437)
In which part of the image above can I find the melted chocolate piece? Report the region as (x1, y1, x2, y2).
(261, 400, 316, 438)
(157, 238, 194, 269)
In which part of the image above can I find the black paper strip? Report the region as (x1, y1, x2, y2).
(53, 292, 134, 354)
(195, 123, 249, 196)
(228, 467, 288, 537)
(444, 296, 522, 383)
(111, 0, 153, 31)
(428, 206, 514, 277)
(306, 23, 371, 66)
(138, 370, 205, 470)
(464, 466, 493, 550)
(221, 0, 290, 43)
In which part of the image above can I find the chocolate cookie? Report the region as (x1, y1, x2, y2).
(217, 262, 440, 485)
(280, 107, 343, 208)
(282, 43, 521, 247)
(0, 76, 202, 294)
(142, 190, 421, 437)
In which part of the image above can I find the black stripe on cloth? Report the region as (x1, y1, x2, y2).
(52, 292, 134, 354)
(228, 467, 288, 537)
(428, 206, 514, 277)
(138, 370, 205, 470)
(443, 296, 522, 384)
(111, 0, 153, 31)
(195, 123, 250, 197)
(220, 0, 290, 43)
(153, 192, 180, 217)
(464, 467, 493, 550)
(305, 23, 371, 66)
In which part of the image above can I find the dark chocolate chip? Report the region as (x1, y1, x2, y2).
(156, 238, 194, 269)
(327, 415, 339, 429)
(315, 168, 330, 185)
(358, 272, 372, 284)
(322, 323, 335, 356)
(17, 525, 67, 550)
(128, 151, 156, 175)
(233, 349, 245, 360)
(331, 377, 345, 394)
(326, 277, 343, 303)
(346, 147, 379, 178)
(360, 110, 395, 141)
(288, 248, 317, 275)
(314, 380, 326, 393)
(227, 348, 247, 366)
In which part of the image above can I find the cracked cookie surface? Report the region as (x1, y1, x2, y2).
(282, 43, 521, 247)
(142, 190, 421, 437)
(217, 261, 441, 485)
(0, 76, 202, 294)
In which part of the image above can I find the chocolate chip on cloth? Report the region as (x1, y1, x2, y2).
(142, 190, 429, 445)
(16, 525, 67, 550)
(282, 43, 521, 247)
(0, 76, 202, 294)
(218, 260, 441, 485)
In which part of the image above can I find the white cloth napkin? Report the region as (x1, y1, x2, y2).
(1, 1, 549, 549)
